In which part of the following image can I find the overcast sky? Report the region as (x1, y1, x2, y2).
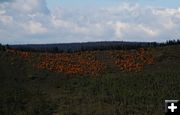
(0, 0, 180, 44)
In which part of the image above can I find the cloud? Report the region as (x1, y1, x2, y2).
(0, 12, 13, 24)
(114, 22, 159, 41)
(11, 0, 49, 14)
(21, 20, 47, 34)
(0, 1, 180, 44)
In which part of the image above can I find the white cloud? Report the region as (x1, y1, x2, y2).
(52, 16, 74, 29)
(114, 22, 159, 41)
(21, 20, 47, 34)
(0, 1, 180, 44)
(139, 25, 159, 36)
(10, 0, 49, 14)
(0, 13, 13, 24)
(115, 22, 128, 39)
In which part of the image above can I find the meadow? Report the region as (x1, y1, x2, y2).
(0, 45, 180, 115)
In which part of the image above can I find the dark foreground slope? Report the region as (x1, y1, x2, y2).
(0, 45, 180, 115)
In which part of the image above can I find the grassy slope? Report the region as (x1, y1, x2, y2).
(0, 45, 180, 115)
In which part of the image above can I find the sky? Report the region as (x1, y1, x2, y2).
(0, 0, 180, 44)
(47, 0, 180, 9)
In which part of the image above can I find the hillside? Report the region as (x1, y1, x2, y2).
(0, 45, 180, 115)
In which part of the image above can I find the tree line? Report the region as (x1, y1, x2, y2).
(1, 39, 180, 53)
(0, 44, 6, 51)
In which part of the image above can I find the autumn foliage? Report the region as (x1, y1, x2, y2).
(36, 52, 106, 75)
(7, 48, 155, 75)
(109, 48, 155, 72)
